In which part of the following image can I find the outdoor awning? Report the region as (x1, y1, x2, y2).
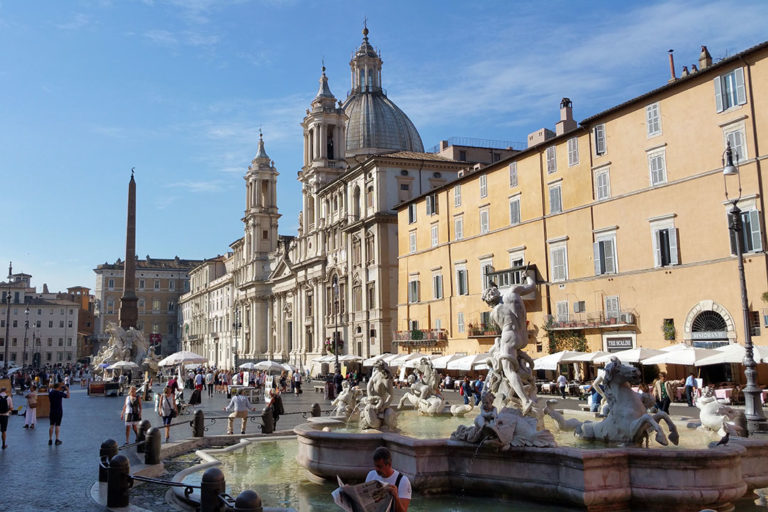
(560, 351, 610, 363)
(695, 344, 768, 366)
(362, 353, 390, 366)
(533, 351, 582, 371)
(641, 346, 719, 366)
(446, 353, 491, 371)
(594, 348, 665, 364)
(388, 353, 423, 367)
(430, 354, 464, 369)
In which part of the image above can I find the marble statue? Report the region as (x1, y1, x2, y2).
(574, 357, 679, 446)
(358, 360, 397, 431)
(92, 322, 150, 374)
(450, 402, 474, 417)
(481, 274, 538, 416)
(697, 388, 747, 437)
(332, 380, 364, 420)
(397, 357, 445, 414)
(451, 392, 555, 448)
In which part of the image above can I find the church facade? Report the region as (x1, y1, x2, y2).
(178, 28, 500, 370)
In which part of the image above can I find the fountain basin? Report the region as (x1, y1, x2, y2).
(295, 422, 768, 512)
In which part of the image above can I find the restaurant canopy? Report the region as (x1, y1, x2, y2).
(532, 351, 583, 371)
(560, 351, 611, 363)
(594, 348, 665, 365)
(695, 344, 768, 366)
(641, 346, 719, 366)
(446, 353, 491, 371)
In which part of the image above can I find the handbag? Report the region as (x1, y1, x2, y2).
(170, 409, 178, 418)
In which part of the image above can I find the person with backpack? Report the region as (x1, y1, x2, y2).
(365, 446, 411, 512)
(461, 376, 472, 405)
(0, 387, 13, 449)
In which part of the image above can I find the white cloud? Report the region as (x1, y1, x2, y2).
(55, 13, 91, 31)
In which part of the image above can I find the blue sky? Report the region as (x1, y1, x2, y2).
(1, 0, 767, 292)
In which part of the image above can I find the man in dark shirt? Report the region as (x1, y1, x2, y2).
(48, 382, 70, 446)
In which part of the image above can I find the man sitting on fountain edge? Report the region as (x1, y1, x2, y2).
(365, 446, 411, 512)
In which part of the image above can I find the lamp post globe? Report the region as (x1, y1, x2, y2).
(722, 141, 768, 434)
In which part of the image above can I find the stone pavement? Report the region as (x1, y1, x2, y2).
(0, 382, 719, 511)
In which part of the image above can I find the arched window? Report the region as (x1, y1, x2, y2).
(691, 311, 728, 348)
(353, 186, 361, 219)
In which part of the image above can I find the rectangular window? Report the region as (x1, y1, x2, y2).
(457, 312, 465, 333)
(546, 146, 557, 173)
(509, 196, 521, 225)
(593, 236, 617, 275)
(550, 244, 568, 282)
(714, 67, 746, 112)
(595, 167, 611, 200)
(454, 184, 461, 207)
(408, 279, 420, 303)
(458, 150, 467, 161)
(454, 216, 464, 240)
(750, 311, 761, 337)
(605, 296, 620, 320)
(168, 301, 175, 312)
(433, 274, 443, 299)
(509, 162, 518, 187)
(152, 299, 161, 312)
(648, 149, 667, 186)
(556, 301, 569, 323)
(549, 183, 562, 214)
(479, 208, 490, 234)
(646, 102, 661, 136)
(567, 137, 579, 167)
(654, 227, 679, 267)
(139, 279, 145, 290)
(400, 183, 409, 191)
(724, 125, 748, 161)
(108, 279, 115, 290)
(426, 194, 438, 215)
(409, 231, 417, 253)
(480, 260, 494, 290)
(456, 267, 468, 295)
(594, 124, 606, 155)
(431, 224, 439, 247)
(154, 280, 160, 289)
(169, 280, 175, 290)
(408, 204, 417, 224)
(479, 174, 487, 198)
(730, 209, 763, 254)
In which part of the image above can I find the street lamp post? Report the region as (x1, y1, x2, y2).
(3, 269, 11, 371)
(232, 307, 241, 371)
(23, 306, 29, 368)
(722, 141, 768, 434)
(332, 276, 340, 374)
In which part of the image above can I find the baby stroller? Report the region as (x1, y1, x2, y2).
(175, 389, 191, 415)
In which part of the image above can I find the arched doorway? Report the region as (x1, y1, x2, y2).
(691, 309, 732, 383)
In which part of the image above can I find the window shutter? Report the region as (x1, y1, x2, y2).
(593, 242, 602, 275)
(735, 67, 746, 105)
(749, 209, 762, 251)
(595, 125, 605, 154)
(669, 228, 679, 264)
(714, 76, 724, 112)
(606, 296, 619, 318)
(604, 239, 616, 273)
(646, 105, 654, 136)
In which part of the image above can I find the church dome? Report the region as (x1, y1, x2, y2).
(342, 27, 424, 156)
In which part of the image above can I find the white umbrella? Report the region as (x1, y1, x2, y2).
(388, 353, 423, 367)
(660, 343, 692, 352)
(404, 354, 435, 369)
(362, 353, 390, 366)
(641, 346, 719, 366)
(695, 344, 768, 366)
(447, 353, 491, 371)
(430, 354, 464, 369)
(280, 362, 297, 371)
(594, 348, 665, 364)
(533, 351, 583, 371)
(561, 351, 610, 363)
(107, 361, 140, 371)
(239, 362, 259, 370)
(254, 360, 286, 373)
(158, 350, 208, 367)
(337, 354, 363, 363)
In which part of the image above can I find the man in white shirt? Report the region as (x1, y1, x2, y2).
(557, 374, 568, 399)
(224, 389, 253, 435)
(205, 371, 214, 398)
(365, 446, 411, 512)
(684, 372, 698, 407)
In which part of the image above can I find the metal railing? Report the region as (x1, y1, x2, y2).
(545, 310, 638, 330)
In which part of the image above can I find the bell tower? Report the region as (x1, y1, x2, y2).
(299, 66, 348, 232)
(243, 132, 280, 278)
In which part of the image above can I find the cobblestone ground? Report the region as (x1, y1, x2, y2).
(0, 382, 710, 511)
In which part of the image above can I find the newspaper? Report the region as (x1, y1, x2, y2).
(332, 476, 393, 512)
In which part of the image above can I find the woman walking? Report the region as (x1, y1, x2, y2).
(156, 386, 177, 443)
(120, 386, 142, 445)
(23, 385, 38, 429)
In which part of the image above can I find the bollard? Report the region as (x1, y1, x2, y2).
(136, 419, 152, 453)
(234, 490, 263, 512)
(99, 439, 119, 483)
(200, 467, 226, 512)
(261, 407, 274, 434)
(311, 403, 321, 417)
(193, 409, 205, 437)
(107, 454, 132, 508)
(145, 427, 162, 465)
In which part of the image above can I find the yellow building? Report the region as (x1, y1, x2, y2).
(396, 41, 768, 383)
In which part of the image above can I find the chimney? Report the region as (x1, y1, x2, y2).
(668, 49, 676, 82)
(691, 64, 698, 73)
(555, 98, 577, 135)
(681, 66, 689, 77)
(699, 45, 712, 69)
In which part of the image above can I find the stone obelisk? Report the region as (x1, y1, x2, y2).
(119, 169, 138, 329)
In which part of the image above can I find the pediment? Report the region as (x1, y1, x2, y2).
(269, 255, 295, 281)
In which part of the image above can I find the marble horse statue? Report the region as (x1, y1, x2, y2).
(358, 360, 397, 431)
(397, 357, 444, 414)
(575, 357, 680, 446)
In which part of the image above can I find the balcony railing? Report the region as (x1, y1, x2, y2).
(545, 310, 638, 331)
(467, 323, 501, 338)
(393, 328, 448, 346)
